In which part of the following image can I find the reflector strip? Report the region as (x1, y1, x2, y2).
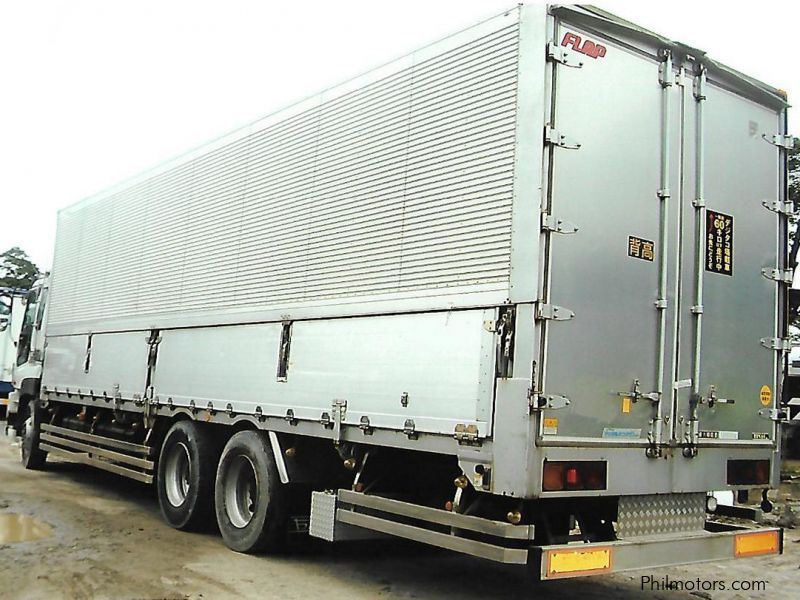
(546, 547, 612, 578)
(734, 531, 779, 557)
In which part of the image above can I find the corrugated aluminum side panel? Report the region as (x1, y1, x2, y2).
(48, 12, 521, 330)
(147, 308, 495, 434)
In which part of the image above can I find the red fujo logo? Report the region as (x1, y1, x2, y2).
(561, 32, 607, 59)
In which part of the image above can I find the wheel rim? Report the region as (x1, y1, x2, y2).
(224, 455, 258, 528)
(164, 442, 191, 507)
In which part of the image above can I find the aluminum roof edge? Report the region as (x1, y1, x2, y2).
(551, 4, 790, 111)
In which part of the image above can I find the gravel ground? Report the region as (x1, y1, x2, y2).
(0, 432, 798, 600)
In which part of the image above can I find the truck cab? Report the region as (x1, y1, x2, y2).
(1, 288, 28, 402)
(6, 276, 49, 433)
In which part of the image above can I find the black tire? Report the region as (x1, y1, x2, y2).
(21, 400, 47, 470)
(215, 430, 288, 553)
(157, 420, 219, 531)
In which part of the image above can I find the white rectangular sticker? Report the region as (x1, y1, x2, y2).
(698, 430, 739, 440)
(602, 427, 641, 439)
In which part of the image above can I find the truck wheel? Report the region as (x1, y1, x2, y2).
(215, 430, 288, 553)
(21, 401, 47, 470)
(157, 420, 218, 531)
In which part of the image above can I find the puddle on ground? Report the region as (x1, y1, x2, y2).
(0, 513, 52, 544)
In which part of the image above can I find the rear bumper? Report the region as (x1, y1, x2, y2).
(535, 526, 783, 580)
(320, 490, 782, 580)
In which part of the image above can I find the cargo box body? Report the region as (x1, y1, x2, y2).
(41, 4, 788, 503)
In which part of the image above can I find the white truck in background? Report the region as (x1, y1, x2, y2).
(5, 278, 47, 431)
(1, 288, 29, 415)
(10, 5, 790, 581)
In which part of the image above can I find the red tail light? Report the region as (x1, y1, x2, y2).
(565, 468, 579, 487)
(543, 461, 607, 491)
(727, 460, 770, 485)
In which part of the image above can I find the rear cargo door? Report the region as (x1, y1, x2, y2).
(674, 72, 784, 448)
(538, 24, 678, 445)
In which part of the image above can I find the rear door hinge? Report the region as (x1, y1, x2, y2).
(675, 67, 686, 88)
(758, 408, 786, 422)
(454, 423, 482, 446)
(658, 50, 674, 87)
(529, 393, 571, 412)
(762, 199, 796, 217)
(536, 303, 575, 321)
(541, 213, 579, 234)
(546, 42, 584, 68)
(693, 67, 707, 100)
(760, 337, 793, 352)
(762, 133, 794, 150)
(761, 267, 793, 284)
(544, 126, 581, 149)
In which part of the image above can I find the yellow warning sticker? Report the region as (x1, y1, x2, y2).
(622, 397, 632, 414)
(759, 385, 772, 407)
(543, 417, 558, 435)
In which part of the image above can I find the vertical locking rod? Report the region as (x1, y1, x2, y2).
(652, 49, 673, 454)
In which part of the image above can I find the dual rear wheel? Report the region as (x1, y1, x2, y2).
(157, 422, 288, 553)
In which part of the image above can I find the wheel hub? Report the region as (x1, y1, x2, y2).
(224, 455, 258, 528)
(164, 442, 191, 507)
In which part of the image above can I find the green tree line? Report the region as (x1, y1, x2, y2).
(0, 247, 40, 289)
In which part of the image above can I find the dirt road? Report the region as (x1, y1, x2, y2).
(0, 434, 798, 599)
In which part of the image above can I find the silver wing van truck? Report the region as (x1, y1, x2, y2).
(12, 4, 789, 580)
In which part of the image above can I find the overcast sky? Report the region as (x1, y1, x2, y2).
(1, 0, 797, 270)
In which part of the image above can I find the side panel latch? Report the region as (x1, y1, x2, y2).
(454, 423, 482, 446)
(493, 306, 516, 378)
